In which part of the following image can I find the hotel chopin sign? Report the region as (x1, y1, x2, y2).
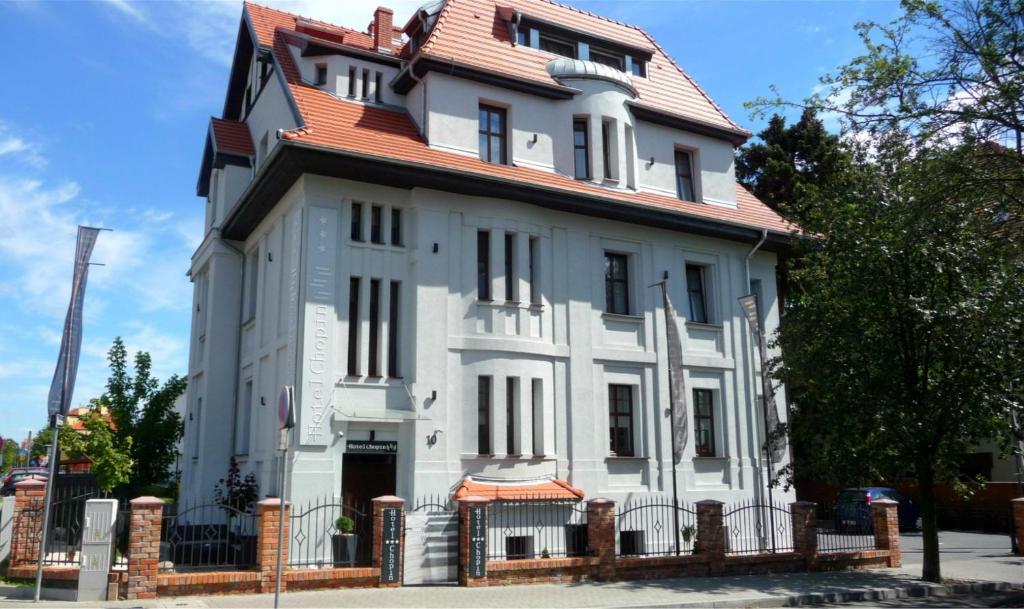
(301, 207, 337, 446)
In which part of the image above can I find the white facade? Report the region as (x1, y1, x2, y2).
(181, 3, 793, 510)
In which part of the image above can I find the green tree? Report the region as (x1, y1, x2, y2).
(1, 438, 19, 472)
(60, 410, 133, 491)
(736, 109, 853, 223)
(102, 337, 186, 490)
(774, 135, 1024, 583)
(29, 428, 53, 465)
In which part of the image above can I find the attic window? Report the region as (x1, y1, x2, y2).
(629, 60, 646, 77)
(315, 63, 327, 85)
(590, 48, 624, 71)
(539, 33, 576, 59)
(516, 26, 530, 46)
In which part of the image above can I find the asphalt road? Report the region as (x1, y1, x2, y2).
(896, 530, 1023, 584)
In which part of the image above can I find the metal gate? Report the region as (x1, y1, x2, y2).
(403, 496, 458, 585)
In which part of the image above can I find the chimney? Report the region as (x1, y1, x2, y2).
(373, 7, 394, 54)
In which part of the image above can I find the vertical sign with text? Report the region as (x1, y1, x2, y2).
(300, 206, 336, 446)
(381, 507, 402, 583)
(468, 505, 486, 579)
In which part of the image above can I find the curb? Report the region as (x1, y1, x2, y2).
(622, 580, 1022, 608)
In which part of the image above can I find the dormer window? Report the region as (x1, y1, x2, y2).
(629, 60, 646, 77)
(539, 32, 576, 58)
(315, 63, 327, 85)
(590, 48, 624, 71)
(675, 150, 696, 202)
(478, 104, 507, 165)
(516, 27, 531, 46)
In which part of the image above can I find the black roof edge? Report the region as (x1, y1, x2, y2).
(628, 102, 750, 147)
(298, 36, 404, 67)
(393, 56, 577, 99)
(221, 141, 792, 252)
(222, 16, 256, 121)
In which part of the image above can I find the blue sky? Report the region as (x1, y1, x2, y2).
(0, 0, 901, 443)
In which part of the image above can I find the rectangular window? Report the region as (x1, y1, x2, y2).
(608, 384, 634, 457)
(602, 121, 613, 179)
(315, 63, 327, 85)
(368, 279, 381, 377)
(675, 150, 695, 201)
(686, 264, 708, 324)
(573, 119, 590, 179)
(192, 397, 202, 459)
(478, 376, 492, 455)
(531, 379, 543, 456)
(347, 277, 360, 376)
(235, 380, 253, 455)
(506, 377, 517, 455)
(604, 252, 630, 315)
(478, 104, 507, 164)
(516, 27, 530, 46)
(390, 208, 402, 246)
(528, 236, 539, 305)
(351, 202, 364, 241)
(629, 60, 646, 77)
(504, 232, 516, 302)
(590, 48, 624, 71)
(370, 205, 384, 244)
(693, 388, 715, 457)
(348, 66, 357, 97)
(246, 249, 258, 321)
(388, 281, 400, 377)
(477, 231, 491, 300)
(362, 68, 370, 99)
(539, 33, 576, 58)
(375, 71, 383, 103)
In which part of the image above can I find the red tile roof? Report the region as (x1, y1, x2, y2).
(241, 2, 797, 236)
(452, 477, 585, 501)
(211, 118, 255, 156)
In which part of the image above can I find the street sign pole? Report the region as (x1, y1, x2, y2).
(274, 386, 294, 609)
(33, 416, 62, 602)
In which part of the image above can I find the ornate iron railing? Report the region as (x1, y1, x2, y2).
(487, 496, 588, 560)
(288, 497, 372, 569)
(816, 500, 876, 553)
(722, 498, 794, 555)
(160, 500, 258, 570)
(616, 496, 697, 557)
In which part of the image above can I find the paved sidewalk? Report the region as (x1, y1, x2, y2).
(1, 570, 1017, 609)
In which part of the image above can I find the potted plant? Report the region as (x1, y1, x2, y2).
(332, 515, 358, 567)
(682, 525, 697, 553)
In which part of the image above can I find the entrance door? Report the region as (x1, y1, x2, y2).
(341, 453, 396, 507)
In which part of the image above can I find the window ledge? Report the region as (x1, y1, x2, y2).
(685, 321, 723, 330)
(693, 456, 728, 462)
(602, 312, 644, 323)
(605, 455, 648, 461)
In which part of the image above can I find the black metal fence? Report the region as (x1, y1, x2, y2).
(487, 498, 588, 560)
(160, 500, 259, 571)
(816, 501, 876, 553)
(722, 499, 794, 555)
(112, 506, 131, 569)
(616, 497, 697, 556)
(288, 497, 373, 569)
(410, 494, 456, 513)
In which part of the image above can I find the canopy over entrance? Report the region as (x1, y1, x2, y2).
(452, 476, 584, 501)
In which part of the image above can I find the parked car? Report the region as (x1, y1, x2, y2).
(0, 467, 48, 496)
(834, 487, 921, 532)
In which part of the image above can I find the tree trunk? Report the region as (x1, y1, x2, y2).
(918, 465, 942, 582)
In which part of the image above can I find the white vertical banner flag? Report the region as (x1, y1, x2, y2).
(738, 294, 785, 463)
(47, 226, 101, 419)
(659, 283, 688, 461)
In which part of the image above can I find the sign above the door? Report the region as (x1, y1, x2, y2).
(346, 440, 398, 454)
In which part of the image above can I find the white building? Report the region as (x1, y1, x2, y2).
(182, 0, 797, 511)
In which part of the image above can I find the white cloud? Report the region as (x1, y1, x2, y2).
(101, 0, 149, 23)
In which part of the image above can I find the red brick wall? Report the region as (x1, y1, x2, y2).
(126, 496, 163, 600)
(1011, 498, 1024, 556)
(10, 479, 45, 565)
(256, 498, 290, 593)
(872, 500, 901, 567)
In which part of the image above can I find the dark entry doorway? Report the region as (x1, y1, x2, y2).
(341, 453, 397, 507)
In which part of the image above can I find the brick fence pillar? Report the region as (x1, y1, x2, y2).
(586, 498, 615, 580)
(372, 496, 405, 588)
(695, 500, 725, 574)
(10, 479, 45, 566)
(457, 496, 489, 587)
(790, 501, 817, 569)
(872, 499, 901, 567)
(256, 498, 290, 593)
(126, 496, 163, 600)
(1012, 498, 1024, 556)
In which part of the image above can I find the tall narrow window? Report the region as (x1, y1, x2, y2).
(629, 60, 646, 77)
(675, 150, 695, 201)
(387, 281, 400, 377)
(685, 264, 708, 323)
(362, 68, 370, 99)
(478, 104, 507, 164)
(516, 26, 530, 46)
(506, 377, 517, 455)
(477, 231, 491, 300)
(348, 66, 357, 97)
(192, 398, 202, 459)
(528, 236, 539, 305)
(347, 278, 361, 376)
(370, 205, 383, 243)
(604, 252, 630, 315)
(375, 71, 383, 103)
(315, 63, 327, 85)
(478, 376, 492, 455)
(390, 209, 402, 246)
(602, 121, 613, 179)
(351, 202, 364, 241)
(608, 384, 634, 457)
(573, 119, 589, 179)
(235, 380, 253, 455)
(504, 233, 516, 302)
(246, 249, 259, 321)
(368, 279, 381, 377)
(531, 379, 543, 456)
(693, 388, 715, 457)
